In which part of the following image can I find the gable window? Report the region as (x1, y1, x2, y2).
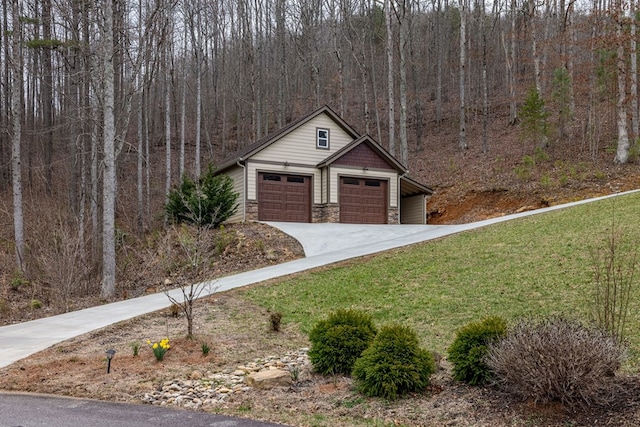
(317, 128, 329, 149)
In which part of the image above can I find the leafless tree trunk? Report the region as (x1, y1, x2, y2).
(397, 0, 408, 165)
(409, 4, 423, 151)
(101, 0, 117, 298)
(179, 18, 187, 180)
(329, 0, 345, 116)
(529, 0, 542, 95)
(137, 1, 146, 234)
(90, 94, 99, 263)
(194, 25, 202, 178)
(10, 0, 24, 273)
(481, 0, 489, 154)
(187, 0, 203, 177)
(164, 53, 172, 220)
(565, 0, 576, 116)
(587, 0, 601, 161)
(630, 0, 638, 139)
(386, 0, 396, 155)
(506, 0, 517, 125)
(42, 0, 53, 196)
(435, 0, 443, 124)
(0, 0, 8, 190)
(276, 0, 286, 128)
(459, 0, 468, 149)
(615, 0, 630, 164)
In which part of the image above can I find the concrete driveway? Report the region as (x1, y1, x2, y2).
(266, 189, 640, 257)
(265, 222, 459, 257)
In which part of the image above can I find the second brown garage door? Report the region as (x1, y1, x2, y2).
(339, 177, 387, 224)
(258, 173, 311, 222)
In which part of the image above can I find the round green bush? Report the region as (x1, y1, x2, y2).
(447, 316, 507, 385)
(352, 324, 435, 400)
(308, 309, 377, 375)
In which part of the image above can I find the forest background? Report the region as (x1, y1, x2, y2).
(1, 0, 640, 310)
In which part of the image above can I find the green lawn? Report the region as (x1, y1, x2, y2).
(242, 192, 640, 368)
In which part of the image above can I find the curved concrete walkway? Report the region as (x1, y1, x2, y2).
(1, 189, 638, 369)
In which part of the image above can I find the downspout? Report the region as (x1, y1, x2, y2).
(237, 159, 246, 222)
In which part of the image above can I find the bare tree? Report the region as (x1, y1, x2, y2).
(528, 0, 542, 95)
(459, 0, 468, 149)
(481, 0, 489, 154)
(630, 0, 638, 139)
(41, 0, 54, 196)
(10, 0, 24, 273)
(435, 0, 444, 124)
(164, 8, 174, 222)
(397, 0, 409, 165)
(614, 0, 630, 164)
(186, 0, 204, 177)
(0, 0, 8, 190)
(505, 0, 518, 125)
(100, 0, 117, 298)
(386, 0, 396, 155)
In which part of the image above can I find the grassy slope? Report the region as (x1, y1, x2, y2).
(242, 192, 640, 368)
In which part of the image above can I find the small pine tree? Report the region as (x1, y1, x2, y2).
(520, 86, 549, 148)
(166, 165, 238, 228)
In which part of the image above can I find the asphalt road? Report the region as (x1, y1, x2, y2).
(0, 392, 289, 427)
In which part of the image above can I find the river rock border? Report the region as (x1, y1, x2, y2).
(141, 348, 310, 409)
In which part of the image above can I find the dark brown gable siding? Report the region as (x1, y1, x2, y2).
(334, 143, 395, 170)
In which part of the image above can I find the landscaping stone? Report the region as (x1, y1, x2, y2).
(246, 369, 292, 390)
(140, 348, 309, 409)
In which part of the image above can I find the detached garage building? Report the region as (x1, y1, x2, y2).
(216, 105, 433, 224)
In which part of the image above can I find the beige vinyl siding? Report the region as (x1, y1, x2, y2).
(246, 162, 321, 204)
(330, 166, 398, 207)
(321, 167, 328, 204)
(225, 166, 245, 223)
(251, 114, 354, 165)
(400, 195, 426, 224)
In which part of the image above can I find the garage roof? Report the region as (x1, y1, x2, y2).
(400, 176, 434, 197)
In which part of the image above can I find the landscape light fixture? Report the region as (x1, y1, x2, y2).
(105, 349, 116, 374)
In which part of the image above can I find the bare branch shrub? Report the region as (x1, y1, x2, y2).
(486, 317, 625, 410)
(162, 223, 221, 338)
(591, 224, 637, 344)
(165, 279, 215, 339)
(32, 213, 91, 312)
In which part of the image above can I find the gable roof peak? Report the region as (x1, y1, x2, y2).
(216, 105, 360, 172)
(317, 133, 407, 173)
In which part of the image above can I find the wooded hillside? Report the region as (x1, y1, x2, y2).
(1, 0, 639, 299)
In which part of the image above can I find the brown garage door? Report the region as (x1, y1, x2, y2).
(258, 173, 311, 222)
(339, 177, 387, 224)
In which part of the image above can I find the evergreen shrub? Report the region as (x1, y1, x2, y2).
(352, 324, 435, 400)
(308, 309, 377, 375)
(447, 316, 507, 385)
(165, 165, 238, 228)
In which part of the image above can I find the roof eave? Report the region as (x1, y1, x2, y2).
(400, 175, 434, 197)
